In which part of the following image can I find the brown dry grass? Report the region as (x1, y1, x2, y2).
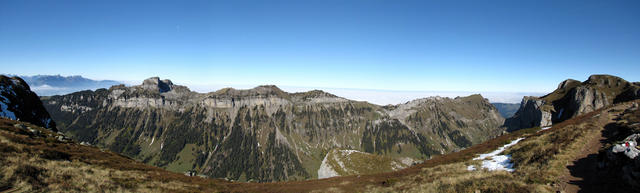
(0, 118, 227, 192)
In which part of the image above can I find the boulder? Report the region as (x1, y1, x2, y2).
(606, 133, 640, 188)
(612, 134, 640, 159)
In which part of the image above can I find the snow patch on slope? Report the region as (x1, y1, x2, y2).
(538, 126, 552, 133)
(469, 138, 524, 172)
(318, 151, 339, 179)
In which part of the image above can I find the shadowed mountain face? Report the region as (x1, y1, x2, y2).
(505, 74, 640, 131)
(41, 77, 505, 182)
(16, 75, 121, 96)
(0, 75, 56, 131)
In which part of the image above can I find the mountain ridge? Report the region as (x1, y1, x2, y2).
(42, 77, 505, 182)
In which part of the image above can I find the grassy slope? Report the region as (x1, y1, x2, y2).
(324, 149, 409, 177)
(0, 118, 233, 192)
(362, 99, 639, 193)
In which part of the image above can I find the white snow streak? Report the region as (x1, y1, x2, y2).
(467, 165, 476, 171)
(318, 152, 339, 179)
(469, 138, 524, 172)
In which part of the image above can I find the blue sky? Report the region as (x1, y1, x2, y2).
(1, 0, 639, 94)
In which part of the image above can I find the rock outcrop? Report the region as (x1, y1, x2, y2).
(42, 77, 505, 182)
(599, 104, 640, 189)
(0, 75, 56, 131)
(612, 134, 640, 159)
(504, 97, 552, 131)
(505, 75, 640, 131)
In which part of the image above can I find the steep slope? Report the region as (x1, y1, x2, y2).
(0, 117, 234, 192)
(0, 75, 56, 131)
(362, 99, 639, 193)
(505, 74, 640, 131)
(41, 77, 505, 182)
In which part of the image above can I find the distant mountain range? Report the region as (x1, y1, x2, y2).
(10, 75, 121, 96)
(41, 77, 506, 182)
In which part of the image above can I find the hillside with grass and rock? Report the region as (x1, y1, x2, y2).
(40, 77, 505, 182)
(1, 74, 638, 192)
(505, 74, 640, 131)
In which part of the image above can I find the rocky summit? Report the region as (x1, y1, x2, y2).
(41, 77, 505, 182)
(0, 75, 56, 131)
(505, 74, 640, 131)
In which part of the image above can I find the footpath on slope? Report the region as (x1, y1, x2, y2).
(557, 102, 636, 193)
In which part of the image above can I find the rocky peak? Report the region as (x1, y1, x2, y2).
(254, 85, 285, 94)
(585, 74, 630, 88)
(557, 79, 580, 90)
(1, 75, 31, 91)
(455, 94, 484, 101)
(212, 85, 288, 99)
(504, 96, 551, 131)
(506, 74, 640, 132)
(293, 90, 339, 99)
(142, 77, 174, 93)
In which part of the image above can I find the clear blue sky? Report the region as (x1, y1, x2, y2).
(1, 0, 639, 93)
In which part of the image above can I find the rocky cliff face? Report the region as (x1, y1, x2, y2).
(504, 97, 552, 131)
(505, 75, 640, 131)
(42, 77, 505, 182)
(0, 75, 56, 130)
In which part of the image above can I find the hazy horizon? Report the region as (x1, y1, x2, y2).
(13, 73, 545, 105)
